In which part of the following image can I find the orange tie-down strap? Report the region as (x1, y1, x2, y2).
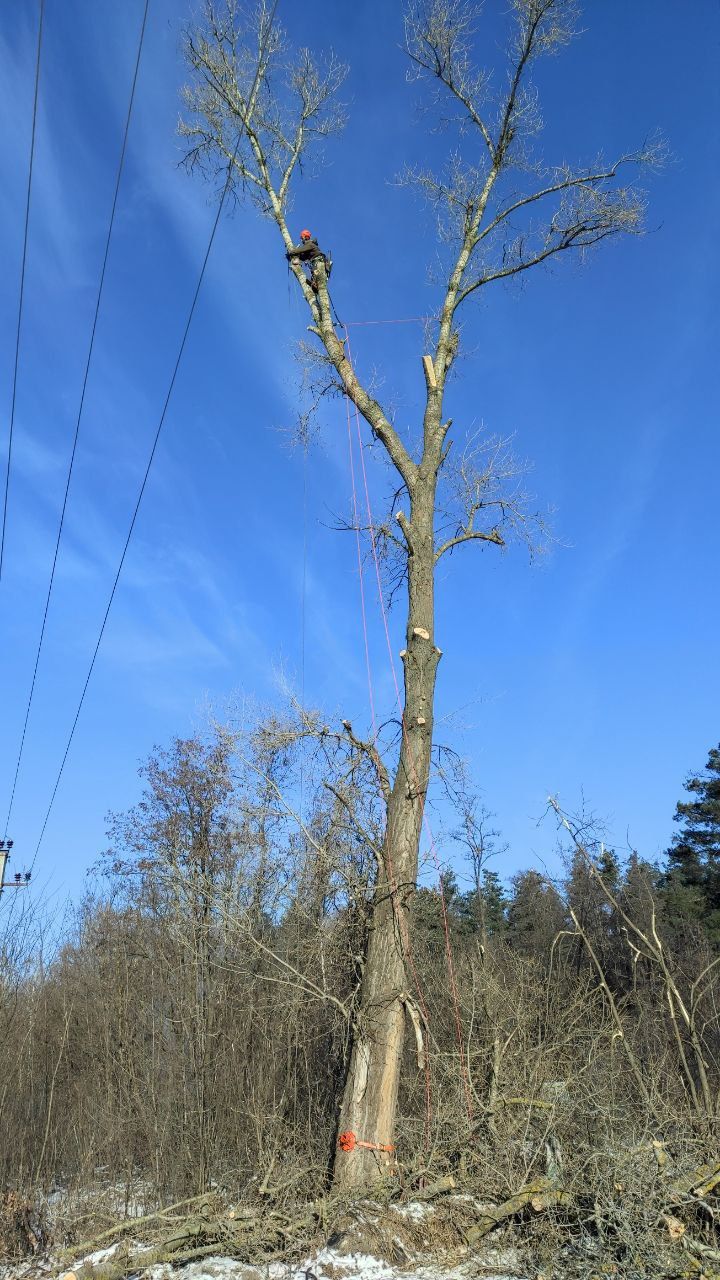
(338, 1130, 395, 1154)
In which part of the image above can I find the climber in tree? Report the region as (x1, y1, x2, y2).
(286, 229, 332, 292)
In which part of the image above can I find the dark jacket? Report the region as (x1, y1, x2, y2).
(287, 237, 323, 262)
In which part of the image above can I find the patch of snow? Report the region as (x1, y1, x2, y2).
(45, 1180, 156, 1224)
(3, 1246, 528, 1280)
(274, 1253, 413, 1280)
(85, 1244, 121, 1266)
(147, 1249, 528, 1280)
(275, 1246, 525, 1280)
(391, 1201, 434, 1221)
(57, 1241, 124, 1278)
(148, 1259, 258, 1280)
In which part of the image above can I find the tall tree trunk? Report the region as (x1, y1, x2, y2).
(334, 481, 440, 1189)
(182, 0, 659, 1196)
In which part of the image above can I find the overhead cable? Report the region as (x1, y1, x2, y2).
(4, 0, 150, 839)
(30, 0, 281, 868)
(1, 0, 46, 581)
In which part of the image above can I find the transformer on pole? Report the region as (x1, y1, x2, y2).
(0, 840, 31, 899)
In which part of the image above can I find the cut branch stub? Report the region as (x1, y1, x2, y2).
(422, 354, 437, 389)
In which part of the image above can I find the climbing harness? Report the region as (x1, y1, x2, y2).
(286, 228, 341, 327)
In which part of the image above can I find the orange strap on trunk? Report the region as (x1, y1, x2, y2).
(338, 1130, 394, 1154)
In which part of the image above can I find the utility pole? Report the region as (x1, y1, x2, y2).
(0, 839, 31, 900)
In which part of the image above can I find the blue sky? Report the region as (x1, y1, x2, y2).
(0, 0, 718, 906)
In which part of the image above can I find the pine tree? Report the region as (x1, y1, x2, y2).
(565, 846, 622, 975)
(413, 871, 466, 951)
(621, 851, 661, 936)
(477, 870, 508, 940)
(506, 871, 567, 957)
(664, 745, 720, 942)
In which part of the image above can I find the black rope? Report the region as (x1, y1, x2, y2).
(4, 0, 150, 841)
(327, 285, 345, 331)
(0, 0, 45, 582)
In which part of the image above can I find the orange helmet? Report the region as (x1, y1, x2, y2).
(300, 229, 312, 241)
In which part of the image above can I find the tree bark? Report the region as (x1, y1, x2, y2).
(334, 478, 440, 1189)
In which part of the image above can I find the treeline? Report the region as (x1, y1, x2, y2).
(0, 724, 718, 1208)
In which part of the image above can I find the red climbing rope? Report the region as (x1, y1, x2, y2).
(345, 387, 434, 1150)
(346, 398, 378, 742)
(344, 316, 432, 327)
(344, 324, 475, 1126)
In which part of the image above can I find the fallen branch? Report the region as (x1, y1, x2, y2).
(670, 1159, 720, 1202)
(466, 1177, 572, 1244)
(413, 1175, 456, 1202)
(59, 1198, 324, 1280)
(59, 1193, 218, 1264)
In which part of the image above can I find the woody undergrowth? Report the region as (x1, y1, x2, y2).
(0, 732, 718, 1276)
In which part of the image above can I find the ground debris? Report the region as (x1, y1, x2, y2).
(3, 1157, 720, 1280)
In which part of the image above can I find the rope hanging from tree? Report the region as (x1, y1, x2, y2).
(342, 321, 475, 1131)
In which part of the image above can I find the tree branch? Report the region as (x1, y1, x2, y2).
(474, 161, 640, 245)
(435, 527, 505, 561)
(341, 720, 391, 806)
(458, 213, 633, 302)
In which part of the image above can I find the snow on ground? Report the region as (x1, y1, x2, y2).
(145, 1246, 527, 1280)
(79, 1247, 121, 1268)
(3, 1245, 527, 1280)
(388, 1202, 433, 1222)
(1, 1194, 529, 1280)
(46, 1183, 157, 1226)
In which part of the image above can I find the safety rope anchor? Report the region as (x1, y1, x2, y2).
(338, 1130, 395, 1155)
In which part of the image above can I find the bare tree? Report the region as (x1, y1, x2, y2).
(550, 797, 720, 1127)
(181, 0, 660, 1187)
(105, 732, 242, 1193)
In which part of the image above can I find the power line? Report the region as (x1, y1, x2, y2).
(3, 0, 150, 841)
(1, 0, 45, 582)
(30, 0, 281, 869)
